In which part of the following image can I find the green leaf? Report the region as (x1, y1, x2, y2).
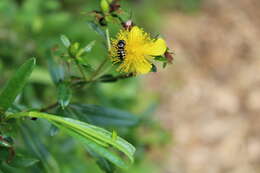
(112, 130, 117, 141)
(49, 125, 59, 136)
(47, 57, 65, 84)
(151, 64, 157, 72)
(9, 155, 39, 168)
(76, 57, 93, 71)
(19, 123, 60, 173)
(54, 124, 130, 169)
(8, 111, 135, 169)
(0, 163, 19, 173)
(154, 56, 167, 62)
(60, 35, 71, 48)
(77, 40, 96, 57)
(86, 148, 115, 173)
(163, 62, 167, 68)
(84, 40, 96, 53)
(0, 147, 9, 161)
(0, 58, 36, 114)
(70, 104, 139, 127)
(87, 21, 106, 39)
(57, 82, 72, 109)
(99, 75, 118, 83)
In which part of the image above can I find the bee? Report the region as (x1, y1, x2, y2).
(117, 40, 126, 61)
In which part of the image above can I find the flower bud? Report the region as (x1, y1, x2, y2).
(123, 20, 134, 30)
(109, 1, 120, 12)
(69, 42, 80, 58)
(164, 50, 174, 64)
(100, 0, 110, 14)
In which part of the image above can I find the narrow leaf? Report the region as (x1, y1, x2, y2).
(112, 130, 117, 141)
(84, 40, 96, 52)
(47, 57, 64, 84)
(57, 82, 72, 109)
(8, 112, 136, 169)
(19, 123, 60, 173)
(0, 147, 9, 161)
(99, 75, 118, 83)
(87, 21, 106, 39)
(163, 62, 167, 68)
(86, 147, 115, 173)
(60, 35, 71, 48)
(151, 64, 157, 72)
(0, 58, 36, 113)
(0, 163, 19, 173)
(9, 155, 39, 168)
(54, 123, 129, 169)
(49, 125, 59, 136)
(70, 104, 139, 127)
(154, 56, 167, 62)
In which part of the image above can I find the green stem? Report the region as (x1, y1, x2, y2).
(89, 58, 108, 81)
(39, 102, 58, 112)
(88, 28, 111, 81)
(106, 28, 111, 51)
(38, 73, 134, 113)
(75, 60, 88, 81)
(98, 73, 134, 83)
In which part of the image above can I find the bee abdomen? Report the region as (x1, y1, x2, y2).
(117, 49, 126, 60)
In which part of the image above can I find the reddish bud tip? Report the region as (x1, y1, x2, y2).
(123, 20, 134, 30)
(164, 50, 174, 64)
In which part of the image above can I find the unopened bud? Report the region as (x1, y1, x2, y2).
(164, 50, 174, 64)
(100, 0, 110, 14)
(69, 42, 80, 58)
(123, 20, 134, 30)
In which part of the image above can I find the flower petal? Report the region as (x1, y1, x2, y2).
(135, 61, 152, 74)
(118, 55, 152, 75)
(128, 26, 144, 43)
(144, 38, 167, 56)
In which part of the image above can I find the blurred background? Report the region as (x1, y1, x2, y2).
(1, 0, 260, 173)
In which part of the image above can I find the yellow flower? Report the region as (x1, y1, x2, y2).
(110, 26, 167, 75)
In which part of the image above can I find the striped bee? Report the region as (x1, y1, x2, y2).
(117, 40, 126, 61)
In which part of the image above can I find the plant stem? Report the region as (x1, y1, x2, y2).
(75, 60, 88, 81)
(106, 28, 111, 51)
(98, 73, 134, 82)
(39, 102, 58, 112)
(89, 58, 108, 81)
(38, 73, 134, 113)
(88, 28, 111, 81)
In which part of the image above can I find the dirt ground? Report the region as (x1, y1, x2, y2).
(146, 0, 260, 172)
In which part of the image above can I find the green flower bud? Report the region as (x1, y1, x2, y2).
(100, 0, 110, 14)
(69, 42, 80, 58)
